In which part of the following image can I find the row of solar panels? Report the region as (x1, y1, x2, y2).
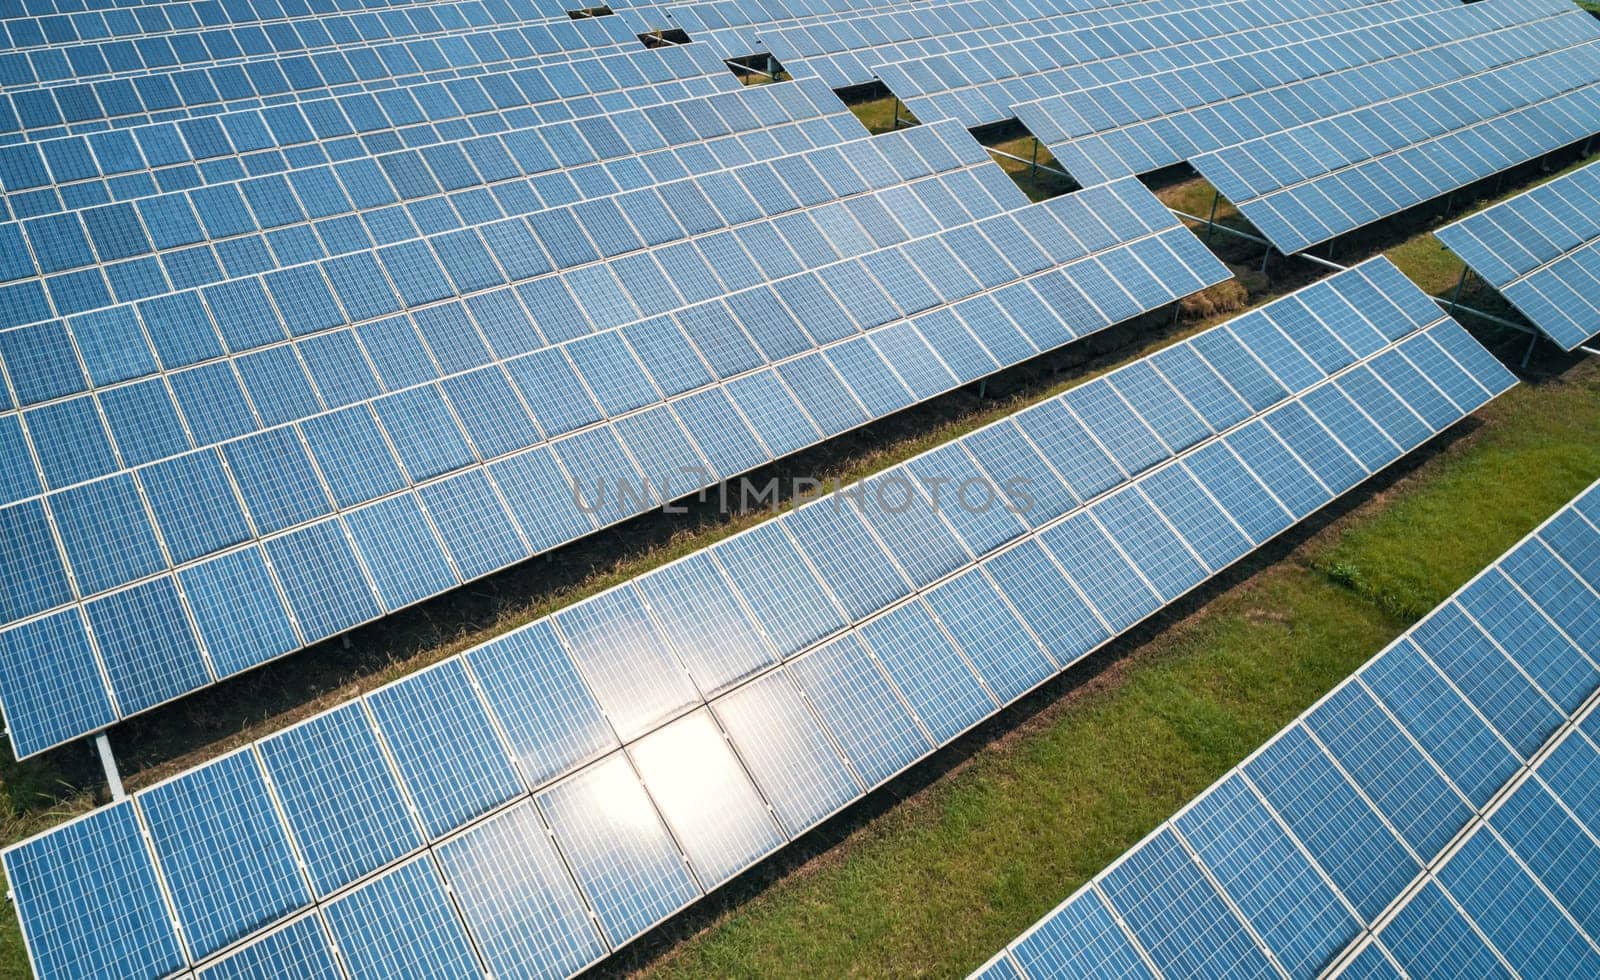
(0, 0, 578, 55)
(0, 0, 522, 26)
(672, 0, 1055, 61)
(0, 41, 734, 191)
(874, 0, 1452, 129)
(1437, 158, 1600, 350)
(0, 174, 1229, 758)
(759, 0, 1164, 90)
(0, 259, 1518, 980)
(0, 1, 641, 116)
(0, 77, 864, 332)
(0, 120, 1003, 489)
(1010, 0, 1569, 185)
(0, 0, 588, 87)
(0, 12, 650, 144)
(975, 476, 1600, 979)
(0, 121, 1011, 608)
(851, 0, 1600, 256)
(1192, 15, 1600, 253)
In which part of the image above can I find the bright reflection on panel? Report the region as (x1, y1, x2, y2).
(629, 709, 786, 888)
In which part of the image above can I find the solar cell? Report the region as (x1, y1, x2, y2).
(975, 473, 1600, 979)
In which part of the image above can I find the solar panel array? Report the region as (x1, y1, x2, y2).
(0, 4, 645, 143)
(0, 40, 741, 221)
(612, 0, 902, 47)
(1191, 6, 1600, 254)
(975, 474, 1600, 979)
(2, 259, 1518, 980)
(0, 123, 1235, 759)
(759, 0, 1261, 91)
(1435, 159, 1600, 351)
(874, 0, 1448, 129)
(1010, 0, 1574, 185)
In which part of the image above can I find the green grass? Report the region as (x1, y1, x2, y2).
(639, 356, 1600, 980)
(1313, 367, 1600, 620)
(847, 94, 916, 135)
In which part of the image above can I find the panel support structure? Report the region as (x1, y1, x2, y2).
(95, 734, 126, 800)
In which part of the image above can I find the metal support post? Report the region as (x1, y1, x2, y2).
(892, 99, 902, 130)
(978, 379, 988, 399)
(95, 733, 126, 800)
(1521, 331, 1539, 369)
(1030, 138, 1040, 187)
(1204, 191, 1219, 245)
(1259, 246, 1272, 275)
(1447, 266, 1469, 314)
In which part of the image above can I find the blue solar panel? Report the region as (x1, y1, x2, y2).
(788, 633, 933, 788)
(195, 914, 342, 980)
(322, 856, 484, 980)
(464, 621, 618, 787)
(535, 752, 702, 946)
(976, 471, 1600, 978)
(1437, 159, 1600, 350)
(2, 803, 184, 980)
(630, 709, 787, 887)
(256, 702, 424, 896)
(139, 750, 311, 960)
(711, 667, 863, 835)
(434, 801, 608, 980)
(365, 660, 525, 840)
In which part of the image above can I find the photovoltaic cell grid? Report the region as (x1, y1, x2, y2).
(975, 475, 1600, 980)
(1, 258, 1517, 980)
(1009, 0, 1574, 186)
(873, 0, 1453, 129)
(612, 0, 901, 46)
(1435, 158, 1600, 351)
(0, 41, 743, 229)
(672, 0, 1085, 65)
(0, 3, 645, 142)
(1190, 9, 1600, 254)
(757, 0, 1257, 91)
(0, 14, 643, 131)
(0, 147, 1230, 759)
(0, 0, 576, 52)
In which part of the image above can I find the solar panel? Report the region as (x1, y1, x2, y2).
(1189, 6, 1600, 254)
(1436, 159, 1600, 351)
(1008, 0, 1567, 185)
(975, 475, 1600, 978)
(2, 258, 1517, 980)
(875, 0, 1446, 129)
(0, 150, 1228, 758)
